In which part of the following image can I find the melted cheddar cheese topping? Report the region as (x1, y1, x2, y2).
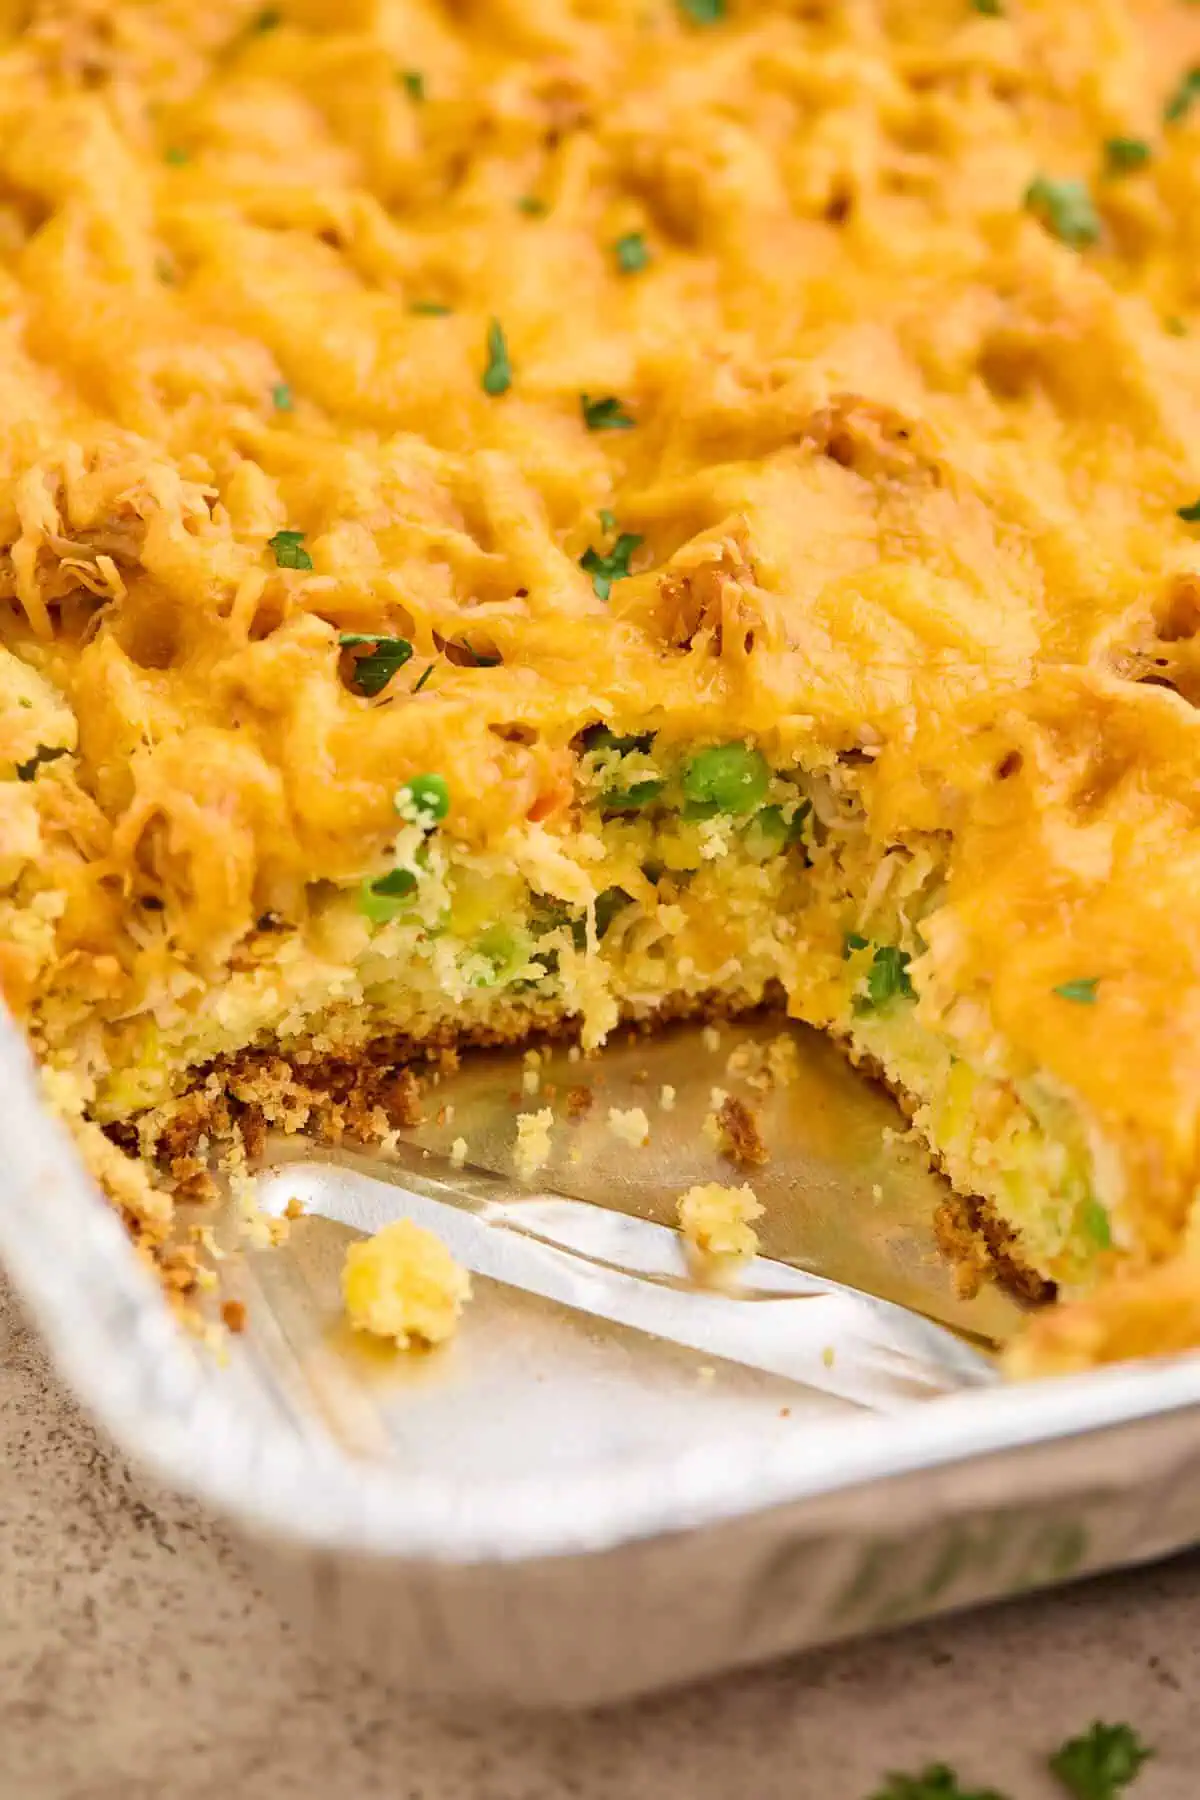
(6, 1, 1200, 1309)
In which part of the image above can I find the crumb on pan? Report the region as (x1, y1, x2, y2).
(713, 1095, 769, 1168)
(725, 1033, 800, 1092)
(607, 1105, 650, 1147)
(220, 1298, 247, 1333)
(513, 1107, 554, 1181)
(677, 1182, 763, 1266)
(342, 1218, 471, 1350)
(564, 1084, 593, 1118)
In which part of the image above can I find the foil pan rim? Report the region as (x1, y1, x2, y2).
(5, 1016, 1200, 1565)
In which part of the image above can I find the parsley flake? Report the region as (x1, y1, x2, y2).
(339, 633, 414, 696)
(409, 300, 452, 316)
(1103, 136, 1152, 175)
(842, 930, 869, 959)
(870, 1767, 1008, 1800)
(453, 639, 502, 667)
(481, 318, 512, 396)
(1024, 176, 1101, 249)
(1081, 1197, 1112, 1249)
(1165, 67, 1200, 124)
(598, 507, 617, 534)
(860, 945, 915, 1010)
(164, 146, 189, 166)
(271, 381, 293, 411)
(1178, 498, 1200, 521)
(970, 0, 1003, 14)
(581, 393, 635, 432)
(517, 195, 548, 216)
(15, 744, 68, 783)
(268, 529, 313, 571)
(251, 7, 281, 30)
(580, 532, 642, 599)
(399, 69, 425, 101)
(613, 231, 650, 274)
(1049, 1721, 1152, 1800)
(678, 0, 725, 21)
(413, 661, 436, 693)
(1053, 976, 1100, 1003)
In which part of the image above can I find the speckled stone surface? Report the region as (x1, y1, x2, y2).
(1, 1271, 1196, 1800)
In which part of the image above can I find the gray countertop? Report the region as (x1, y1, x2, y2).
(1, 1273, 1195, 1800)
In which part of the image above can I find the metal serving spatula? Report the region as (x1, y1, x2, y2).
(238, 1017, 1018, 1427)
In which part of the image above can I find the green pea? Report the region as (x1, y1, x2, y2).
(358, 866, 418, 923)
(602, 777, 665, 813)
(743, 799, 812, 863)
(471, 923, 532, 986)
(742, 807, 789, 861)
(398, 772, 450, 825)
(681, 743, 769, 815)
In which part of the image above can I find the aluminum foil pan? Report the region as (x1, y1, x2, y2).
(4, 1009, 1200, 1705)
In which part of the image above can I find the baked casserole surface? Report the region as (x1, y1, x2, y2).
(5, 0, 1200, 1364)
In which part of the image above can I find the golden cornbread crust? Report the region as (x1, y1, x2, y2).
(6, 1, 1200, 1366)
(123, 985, 767, 1176)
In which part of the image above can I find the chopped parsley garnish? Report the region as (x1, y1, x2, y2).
(678, 0, 725, 21)
(855, 945, 915, 1012)
(1178, 497, 1200, 520)
(581, 393, 635, 432)
(1024, 176, 1101, 249)
(155, 254, 176, 285)
(164, 146, 189, 166)
(15, 744, 68, 783)
(580, 532, 642, 599)
(453, 639, 501, 667)
(870, 1767, 1008, 1800)
(843, 930, 869, 958)
(598, 507, 617, 533)
(613, 231, 650, 274)
(1103, 136, 1151, 175)
(1165, 67, 1200, 124)
(1081, 1197, 1112, 1249)
(517, 195, 548, 216)
(1166, 315, 1189, 336)
(267, 528, 312, 570)
(1049, 1721, 1152, 1800)
(970, 0, 1003, 14)
(338, 633, 413, 695)
(481, 318, 512, 396)
(251, 7, 281, 30)
(409, 300, 452, 316)
(413, 661, 436, 692)
(271, 381, 293, 411)
(399, 69, 425, 101)
(1053, 976, 1100, 1003)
